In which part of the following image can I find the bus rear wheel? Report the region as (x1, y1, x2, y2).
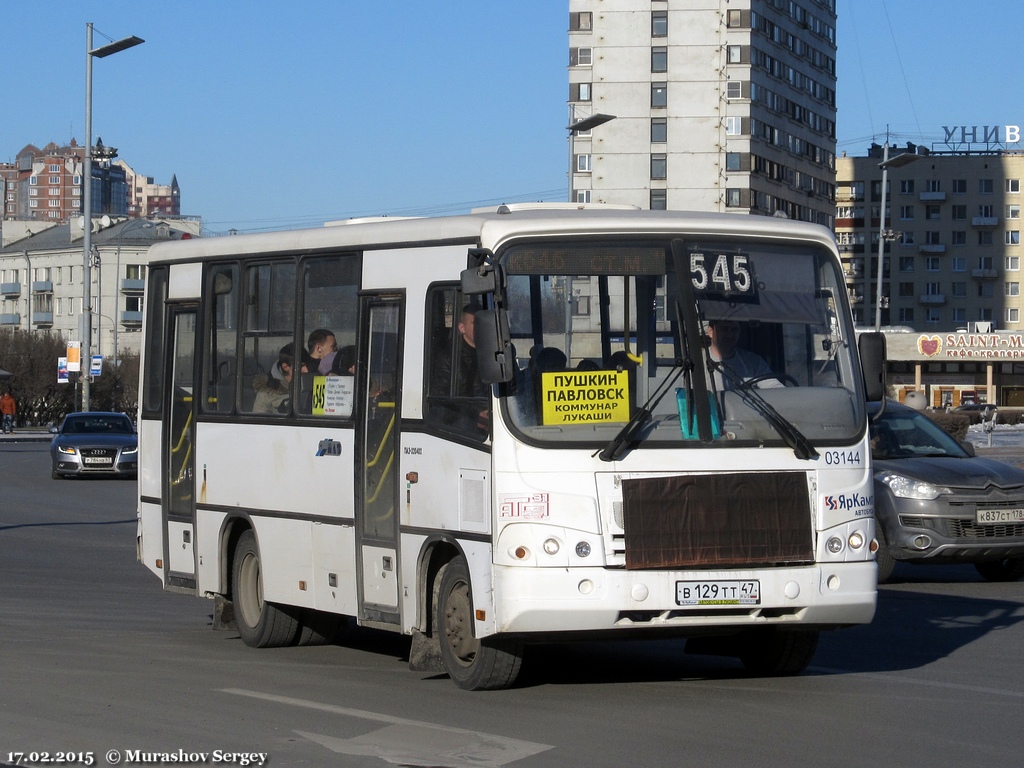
(435, 558, 523, 691)
(232, 530, 300, 648)
(739, 627, 819, 676)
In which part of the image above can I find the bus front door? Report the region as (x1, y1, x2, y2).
(356, 295, 404, 628)
(163, 306, 198, 590)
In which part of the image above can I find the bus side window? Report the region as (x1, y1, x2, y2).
(204, 263, 239, 414)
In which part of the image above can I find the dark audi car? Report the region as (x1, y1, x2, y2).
(50, 412, 138, 479)
(870, 400, 1024, 582)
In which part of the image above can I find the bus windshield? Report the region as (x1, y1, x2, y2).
(499, 237, 861, 450)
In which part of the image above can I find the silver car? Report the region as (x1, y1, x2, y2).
(50, 412, 138, 479)
(870, 400, 1024, 582)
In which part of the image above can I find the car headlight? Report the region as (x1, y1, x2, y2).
(877, 471, 950, 500)
(121, 445, 138, 456)
(57, 444, 78, 456)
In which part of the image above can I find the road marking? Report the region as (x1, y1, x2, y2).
(810, 668, 1024, 698)
(221, 688, 553, 767)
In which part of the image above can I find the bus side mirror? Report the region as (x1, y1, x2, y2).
(461, 264, 500, 296)
(859, 332, 886, 402)
(474, 309, 514, 384)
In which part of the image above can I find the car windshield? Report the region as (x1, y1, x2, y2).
(498, 237, 864, 451)
(63, 415, 134, 435)
(870, 407, 969, 460)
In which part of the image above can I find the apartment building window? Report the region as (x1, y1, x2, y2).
(925, 231, 942, 245)
(926, 179, 942, 192)
(1007, 204, 1021, 219)
(650, 189, 667, 210)
(925, 205, 941, 220)
(952, 256, 966, 272)
(979, 178, 994, 194)
(29, 176, 37, 185)
(1006, 282, 1020, 297)
(979, 204, 995, 218)
(978, 231, 993, 246)
(570, 47, 592, 67)
(952, 179, 967, 194)
(952, 307, 966, 324)
(727, 45, 743, 64)
(727, 9, 746, 28)
(1007, 230, 1021, 246)
(979, 307, 993, 321)
(576, 154, 592, 172)
(575, 190, 591, 204)
(652, 11, 668, 37)
(651, 47, 668, 73)
(898, 282, 914, 297)
(899, 205, 914, 220)
(1007, 308, 1020, 324)
(650, 154, 667, 180)
(925, 257, 940, 271)
(925, 308, 941, 325)
(898, 256, 914, 272)
(725, 188, 743, 207)
(952, 204, 967, 220)
(570, 82, 592, 102)
(1007, 255, 1021, 271)
(651, 118, 667, 143)
(952, 282, 967, 298)
(726, 81, 743, 100)
(952, 230, 966, 246)
(725, 152, 742, 171)
(900, 180, 914, 194)
(1007, 179, 1020, 193)
(725, 116, 742, 136)
(48, 164, 60, 173)
(978, 255, 994, 271)
(651, 82, 667, 108)
(570, 12, 592, 31)
(899, 308, 915, 323)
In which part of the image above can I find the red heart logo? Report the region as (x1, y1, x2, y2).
(918, 335, 941, 356)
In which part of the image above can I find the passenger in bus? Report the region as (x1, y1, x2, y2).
(509, 346, 567, 426)
(253, 345, 295, 413)
(307, 328, 338, 375)
(432, 303, 489, 435)
(327, 345, 357, 376)
(705, 319, 783, 390)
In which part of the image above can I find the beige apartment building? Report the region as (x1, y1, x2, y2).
(568, 0, 838, 225)
(836, 137, 1024, 406)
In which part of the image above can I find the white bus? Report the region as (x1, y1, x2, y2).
(137, 206, 886, 690)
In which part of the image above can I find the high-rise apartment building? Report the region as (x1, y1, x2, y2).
(836, 144, 1024, 332)
(567, 0, 837, 224)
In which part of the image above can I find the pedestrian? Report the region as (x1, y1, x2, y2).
(1, 390, 16, 434)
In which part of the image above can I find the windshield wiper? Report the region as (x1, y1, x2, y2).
(714, 362, 819, 461)
(597, 360, 688, 462)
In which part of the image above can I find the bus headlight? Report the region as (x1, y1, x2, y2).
(542, 538, 560, 556)
(848, 532, 865, 550)
(826, 536, 844, 554)
(575, 541, 592, 558)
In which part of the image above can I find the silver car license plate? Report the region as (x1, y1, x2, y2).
(676, 580, 760, 606)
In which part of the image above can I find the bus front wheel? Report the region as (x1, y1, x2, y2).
(232, 529, 300, 648)
(435, 558, 523, 691)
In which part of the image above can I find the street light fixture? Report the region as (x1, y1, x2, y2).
(873, 142, 922, 331)
(567, 111, 616, 201)
(82, 23, 144, 411)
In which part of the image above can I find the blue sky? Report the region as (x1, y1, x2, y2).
(2, 1, 1019, 235)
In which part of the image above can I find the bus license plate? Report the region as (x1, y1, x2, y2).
(83, 457, 112, 465)
(976, 507, 1024, 524)
(676, 580, 760, 606)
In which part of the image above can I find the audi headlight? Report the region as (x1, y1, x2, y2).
(122, 445, 138, 456)
(877, 472, 950, 500)
(57, 444, 78, 456)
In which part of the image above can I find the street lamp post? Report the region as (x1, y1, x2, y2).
(82, 23, 144, 411)
(567, 110, 616, 202)
(873, 141, 921, 331)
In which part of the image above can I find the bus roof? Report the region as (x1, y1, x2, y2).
(145, 206, 839, 264)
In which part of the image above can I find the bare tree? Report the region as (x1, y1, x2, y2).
(0, 328, 74, 426)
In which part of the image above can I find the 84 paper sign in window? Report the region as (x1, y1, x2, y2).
(676, 580, 760, 606)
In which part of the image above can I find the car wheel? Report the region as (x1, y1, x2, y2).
(231, 529, 300, 648)
(435, 557, 523, 690)
(875, 529, 896, 584)
(974, 558, 1024, 582)
(739, 627, 819, 676)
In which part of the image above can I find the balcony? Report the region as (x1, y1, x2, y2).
(972, 216, 999, 228)
(919, 244, 946, 254)
(120, 310, 143, 325)
(31, 311, 53, 326)
(0, 282, 21, 296)
(919, 191, 947, 202)
(0, 313, 20, 326)
(120, 278, 145, 293)
(972, 268, 999, 279)
(919, 294, 946, 305)
(31, 280, 53, 293)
